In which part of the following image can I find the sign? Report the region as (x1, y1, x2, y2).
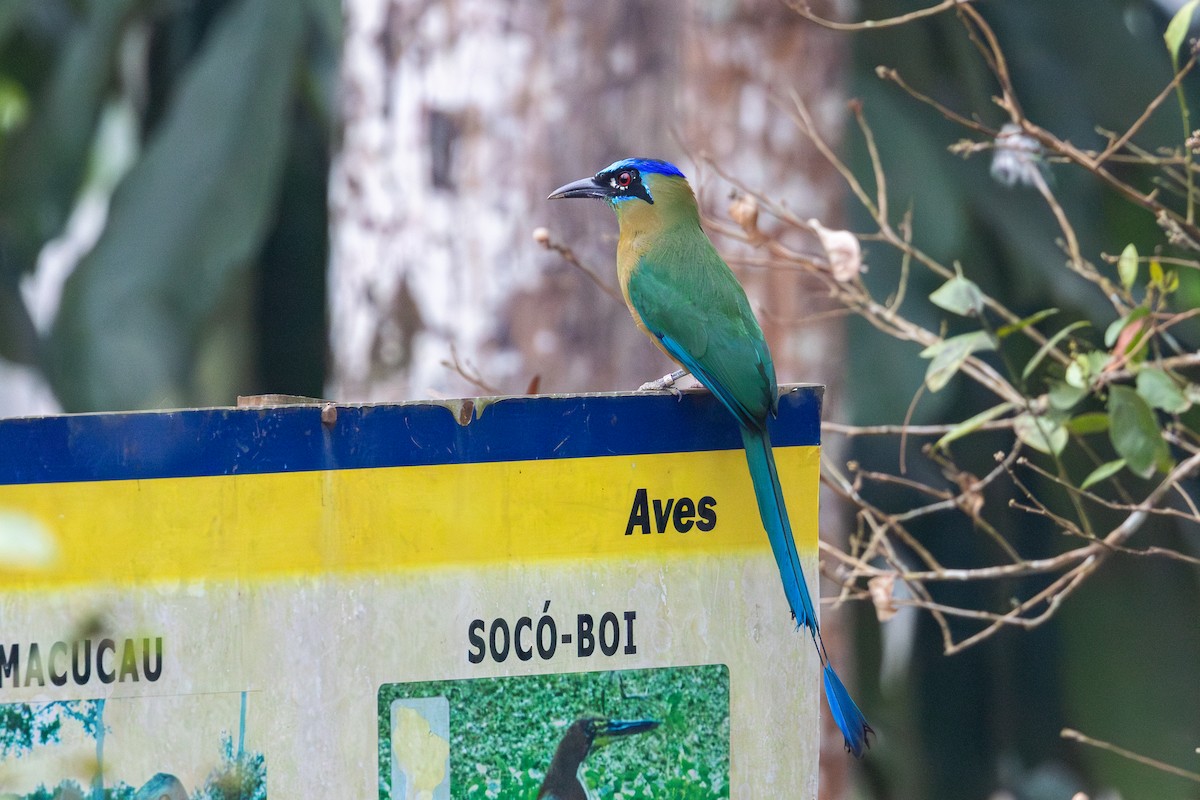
(0, 387, 823, 798)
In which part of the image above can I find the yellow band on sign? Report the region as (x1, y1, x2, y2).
(0, 446, 819, 590)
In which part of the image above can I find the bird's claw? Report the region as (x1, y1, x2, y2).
(637, 378, 680, 396)
(638, 369, 687, 396)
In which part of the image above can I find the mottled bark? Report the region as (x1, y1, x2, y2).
(329, 0, 848, 402)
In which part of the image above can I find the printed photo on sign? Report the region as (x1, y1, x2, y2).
(378, 664, 730, 800)
(0, 692, 264, 799)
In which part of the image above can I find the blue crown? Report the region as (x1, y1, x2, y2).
(600, 158, 685, 179)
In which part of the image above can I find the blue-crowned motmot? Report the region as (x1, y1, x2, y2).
(549, 158, 872, 756)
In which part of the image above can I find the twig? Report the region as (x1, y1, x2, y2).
(787, 0, 973, 32)
(824, 419, 1013, 437)
(944, 558, 1094, 653)
(1062, 729, 1200, 783)
(440, 342, 501, 395)
(899, 380, 926, 475)
(874, 66, 997, 140)
(1097, 52, 1199, 165)
(533, 227, 625, 305)
(888, 206, 915, 315)
(958, 5, 1024, 123)
(853, 99, 890, 227)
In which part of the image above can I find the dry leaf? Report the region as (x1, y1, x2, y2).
(868, 573, 899, 622)
(809, 218, 863, 281)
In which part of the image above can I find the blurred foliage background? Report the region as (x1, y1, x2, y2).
(843, 2, 1200, 799)
(1, 1, 1198, 799)
(0, 0, 335, 412)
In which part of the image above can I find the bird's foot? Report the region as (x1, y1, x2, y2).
(638, 369, 688, 396)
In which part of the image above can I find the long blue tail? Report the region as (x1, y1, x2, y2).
(741, 426, 873, 757)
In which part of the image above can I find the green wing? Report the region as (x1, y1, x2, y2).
(627, 228, 777, 427)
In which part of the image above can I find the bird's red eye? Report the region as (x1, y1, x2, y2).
(617, 171, 632, 187)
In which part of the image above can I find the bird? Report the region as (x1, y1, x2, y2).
(536, 716, 660, 800)
(549, 158, 873, 757)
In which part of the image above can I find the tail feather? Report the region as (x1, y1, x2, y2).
(741, 425, 873, 756)
(824, 663, 874, 757)
(740, 426, 817, 631)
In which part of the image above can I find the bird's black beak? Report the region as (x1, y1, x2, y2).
(593, 718, 660, 748)
(548, 175, 608, 200)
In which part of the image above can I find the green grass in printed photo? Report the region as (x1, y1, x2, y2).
(378, 665, 729, 800)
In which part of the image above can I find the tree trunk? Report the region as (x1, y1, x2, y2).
(329, 0, 857, 791)
(329, 0, 847, 401)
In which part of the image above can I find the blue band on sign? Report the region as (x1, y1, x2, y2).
(0, 387, 822, 485)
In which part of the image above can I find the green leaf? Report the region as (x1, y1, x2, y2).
(1102, 318, 1121, 349)
(1149, 259, 1165, 287)
(1136, 367, 1190, 413)
(934, 401, 1016, 451)
(1022, 320, 1089, 381)
(1080, 459, 1126, 491)
(930, 275, 986, 317)
(1049, 380, 1089, 411)
(920, 330, 995, 392)
(997, 308, 1058, 339)
(1166, 0, 1200, 68)
(1117, 243, 1139, 291)
(1163, 269, 1180, 293)
(1064, 353, 1110, 390)
(0, 1, 140, 364)
(47, 0, 306, 411)
(1014, 412, 1068, 455)
(1065, 411, 1109, 435)
(0, 75, 29, 133)
(1104, 306, 1149, 348)
(0, 0, 137, 272)
(1107, 385, 1170, 478)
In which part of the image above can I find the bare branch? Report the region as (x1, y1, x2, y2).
(787, 0, 973, 32)
(1097, 52, 1199, 165)
(1062, 729, 1200, 783)
(533, 227, 625, 305)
